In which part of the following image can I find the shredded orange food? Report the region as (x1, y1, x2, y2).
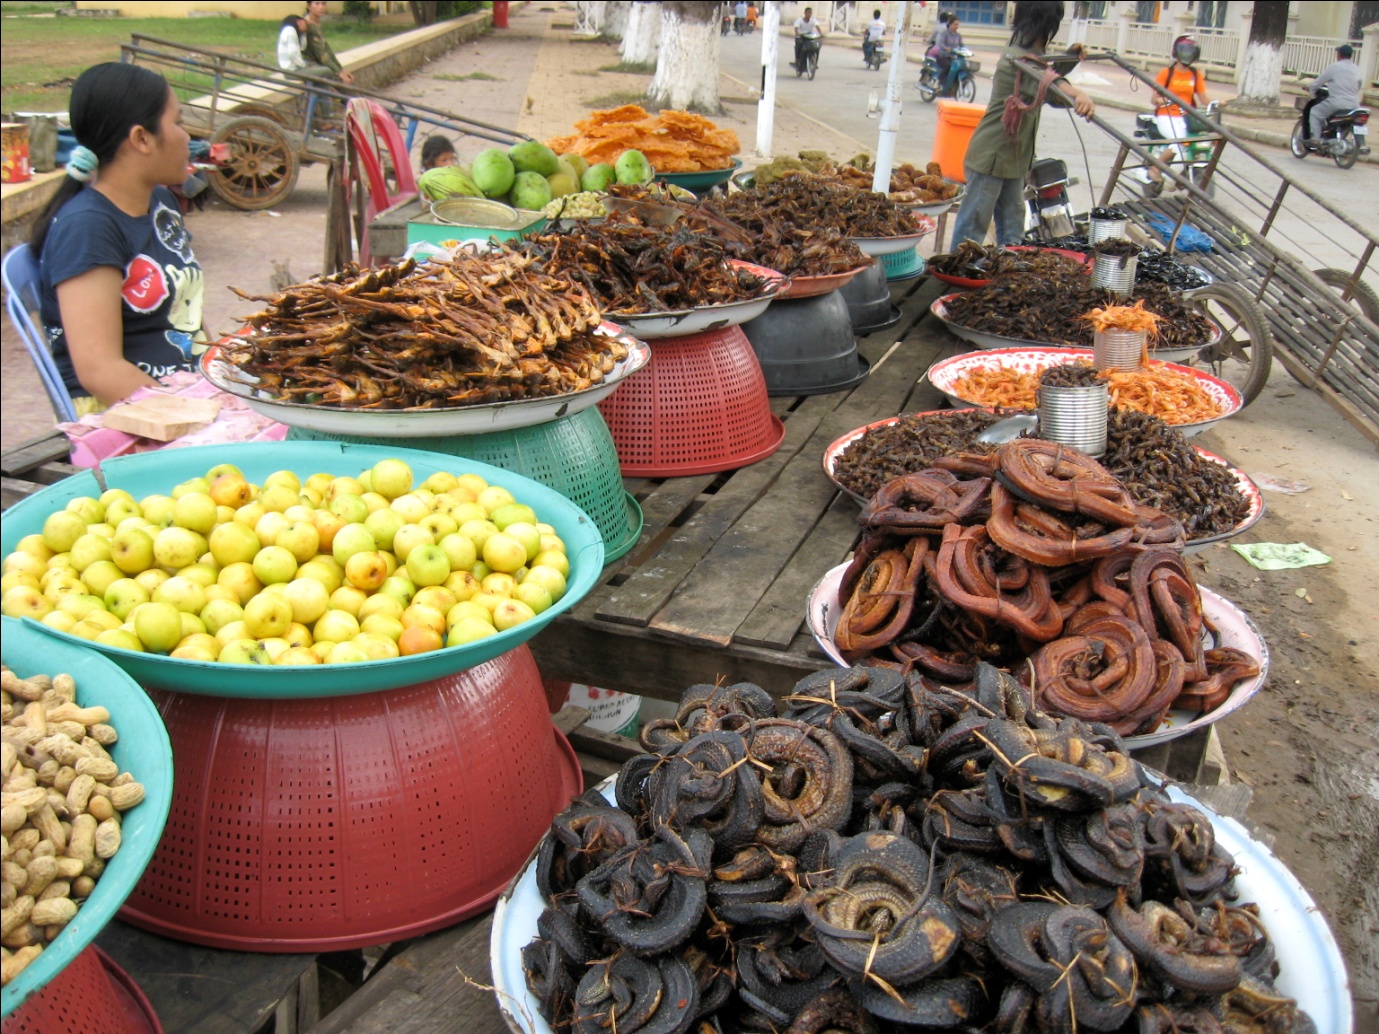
(948, 361, 1225, 425)
(1080, 299, 1163, 335)
(547, 105, 739, 173)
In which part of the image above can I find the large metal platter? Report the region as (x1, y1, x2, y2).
(819, 410, 1264, 551)
(925, 345, 1243, 437)
(487, 756, 1353, 1034)
(896, 182, 965, 217)
(851, 213, 938, 256)
(806, 563, 1267, 750)
(931, 293, 1224, 355)
(607, 260, 788, 339)
(201, 324, 651, 437)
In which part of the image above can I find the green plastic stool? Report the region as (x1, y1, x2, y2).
(287, 407, 642, 562)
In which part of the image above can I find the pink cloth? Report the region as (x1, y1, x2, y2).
(57, 371, 288, 469)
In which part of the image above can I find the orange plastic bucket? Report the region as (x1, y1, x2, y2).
(931, 100, 986, 183)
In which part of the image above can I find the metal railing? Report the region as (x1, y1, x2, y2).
(1281, 34, 1364, 77)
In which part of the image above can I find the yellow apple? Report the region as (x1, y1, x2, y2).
(514, 581, 554, 615)
(480, 572, 518, 597)
(275, 521, 320, 564)
(219, 639, 270, 665)
(344, 550, 389, 591)
(482, 532, 527, 574)
(446, 617, 497, 646)
(153, 526, 206, 571)
(209, 521, 261, 567)
(152, 575, 207, 615)
(277, 646, 322, 665)
(41, 610, 78, 633)
(329, 493, 369, 525)
(283, 577, 330, 625)
(352, 632, 400, 660)
(398, 625, 444, 655)
(110, 527, 155, 574)
(401, 603, 446, 637)
(244, 593, 293, 639)
(325, 476, 365, 502)
(391, 523, 435, 563)
(42, 511, 87, 555)
(252, 545, 298, 586)
(324, 641, 369, 664)
(418, 512, 459, 541)
(492, 598, 537, 632)
(210, 473, 253, 508)
(96, 628, 144, 652)
(172, 492, 218, 534)
(218, 562, 263, 605)
(234, 501, 267, 528)
(389, 494, 431, 524)
(257, 483, 300, 514)
(2, 586, 53, 620)
(254, 511, 291, 547)
(359, 614, 404, 642)
(411, 586, 458, 614)
(358, 593, 405, 621)
(523, 565, 567, 602)
(421, 471, 459, 494)
(133, 601, 183, 653)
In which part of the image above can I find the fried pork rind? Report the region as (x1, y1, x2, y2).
(547, 105, 740, 172)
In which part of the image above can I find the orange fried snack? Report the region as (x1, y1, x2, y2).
(546, 105, 740, 172)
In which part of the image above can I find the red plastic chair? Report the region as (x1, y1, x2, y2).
(345, 99, 419, 264)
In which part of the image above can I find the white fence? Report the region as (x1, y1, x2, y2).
(1281, 34, 1363, 77)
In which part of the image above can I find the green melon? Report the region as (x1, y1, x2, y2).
(471, 148, 516, 198)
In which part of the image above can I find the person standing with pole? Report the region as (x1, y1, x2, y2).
(947, 1, 1096, 248)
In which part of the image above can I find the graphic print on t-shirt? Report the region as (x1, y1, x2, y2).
(122, 255, 170, 313)
(153, 199, 194, 261)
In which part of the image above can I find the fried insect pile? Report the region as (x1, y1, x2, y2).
(730, 176, 921, 241)
(522, 667, 1310, 1034)
(223, 255, 627, 409)
(517, 223, 771, 314)
(942, 275, 1215, 350)
(929, 242, 1089, 282)
(703, 193, 872, 278)
(832, 412, 1251, 539)
(835, 439, 1259, 734)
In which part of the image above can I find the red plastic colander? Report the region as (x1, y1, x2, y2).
(598, 325, 785, 477)
(119, 645, 582, 952)
(3, 946, 161, 1034)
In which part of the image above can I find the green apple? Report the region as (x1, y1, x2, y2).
(153, 526, 206, 571)
(344, 550, 389, 591)
(40, 569, 85, 601)
(41, 610, 77, 633)
(324, 641, 369, 664)
(296, 559, 343, 594)
(177, 562, 219, 587)
(331, 523, 377, 566)
(491, 598, 537, 632)
(152, 575, 207, 615)
(515, 581, 554, 615)
(502, 522, 542, 562)
(276, 646, 322, 666)
(369, 459, 414, 501)
(405, 543, 451, 587)
(83, 608, 123, 631)
(84, 523, 116, 540)
(103, 578, 150, 620)
(532, 550, 571, 578)
(96, 628, 144, 652)
(477, 486, 515, 516)
(213, 620, 251, 648)
(481, 532, 528, 574)
(488, 503, 537, 531)
(352, 632, 400, 660)
(133, 601, 183, 653)
(103, 497, 142, 525)
(364, 508, 407, 552)
(208, 521, 261, 567)
(244, 593, 293, 639)
(360, 613, 404, 642)
(446, 616, 497, 646)
(76, 560, 122, 599)
(391, 524, 435, 563)
(378, 575, 416, 604)
(57, 593, 106, 620)
(65, 496, 105, 525)
(1, 586, 53, 620)
(180, 612, 207, 639)
(275, 521, 321, 564)
(252, 545, 298, 586)
(327, 586, 368, 618)
(68, 533, 113, 573)
(523, 565, 567, 601)
(329, 493, 369, 525)
(359, 492, 390, 515)
(110, 527, 156, 575)
(172, 492, 218, 534)
(219, 639, 270, 665)
(42, 510, 88, 554)
(218, 561, 262, 605)
(283, 577, 330, 625)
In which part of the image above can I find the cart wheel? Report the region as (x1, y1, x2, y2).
(226, 104, 288, 126)
(1182, 282, 1273, 406)
(208, 116, 299, 211)
(1312, 267, 1379, 324)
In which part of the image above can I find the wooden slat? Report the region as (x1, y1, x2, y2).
(0, 433, 70, 477)
(95, 920, 316, 1034)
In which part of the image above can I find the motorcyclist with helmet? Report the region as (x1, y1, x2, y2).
(1303, 44, 1364, 149)
(1146, 35, 1210, 196)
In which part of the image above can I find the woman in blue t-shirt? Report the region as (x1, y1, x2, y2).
(33, 63, 205, 412)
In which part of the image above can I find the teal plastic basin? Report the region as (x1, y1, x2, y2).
(0, 442, 604, 698)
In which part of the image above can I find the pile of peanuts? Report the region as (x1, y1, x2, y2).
(1, 666, 146, 986)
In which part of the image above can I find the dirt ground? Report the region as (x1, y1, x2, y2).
(2, 5, 1376, 1022)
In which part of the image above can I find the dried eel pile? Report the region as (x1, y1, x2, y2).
(521, 669, 1311, 1034)
(225, 255, 627, 409)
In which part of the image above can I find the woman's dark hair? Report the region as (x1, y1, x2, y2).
(280, 13, 305, 30)
(938, 11, 953, 24)
(31, 63, 171, 254)
(1009, 1, 1065, 49)
(420, 134, 456, 170)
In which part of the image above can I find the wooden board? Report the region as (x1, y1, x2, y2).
(101, 396, 222, 442)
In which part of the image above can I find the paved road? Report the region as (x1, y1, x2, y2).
(718, 32, 1376, 282)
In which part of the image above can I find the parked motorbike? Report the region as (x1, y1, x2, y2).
(863, 36, 885, 70)
(1130, 100, 1221, 197)
(1290, 88, 1370, 169)
(795, 34, 822, 79)
(917, 47, 977, 103)
(1023, 158, 1076, 240)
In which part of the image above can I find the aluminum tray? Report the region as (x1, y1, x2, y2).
(201, 324, 650, 437)
(851, 213, 938, 256)
(608, 260, 788, 339)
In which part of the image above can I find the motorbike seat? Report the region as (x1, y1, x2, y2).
(1332, 109, 1368, 120)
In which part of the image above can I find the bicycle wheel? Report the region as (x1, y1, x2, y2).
(1183, 283, 1274, 406)
(1312, 267, 1379, 324)
(955, 76, 977, 103)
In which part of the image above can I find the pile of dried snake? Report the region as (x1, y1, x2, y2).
(834, 438, 1260, 733)
(223, 254, 627, 409)
(832, 411, 1251, 539)
(521, 666, 1310, 1034)
(517, 222, 772, 314)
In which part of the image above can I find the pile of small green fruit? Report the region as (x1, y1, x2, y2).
(0, 460, 572, 666)
(419, 139, 652, 214)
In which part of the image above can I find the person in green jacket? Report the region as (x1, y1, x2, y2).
(303, 0, 356, 86)
(947, 1, 1095, 248)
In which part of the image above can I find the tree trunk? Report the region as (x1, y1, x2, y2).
(621, 2, 662, 66)
(647, 1, 722, 113)
(604, 1, 632, 41)
(408, 1, 438, 26)
(1236, 1, 1290, 108)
